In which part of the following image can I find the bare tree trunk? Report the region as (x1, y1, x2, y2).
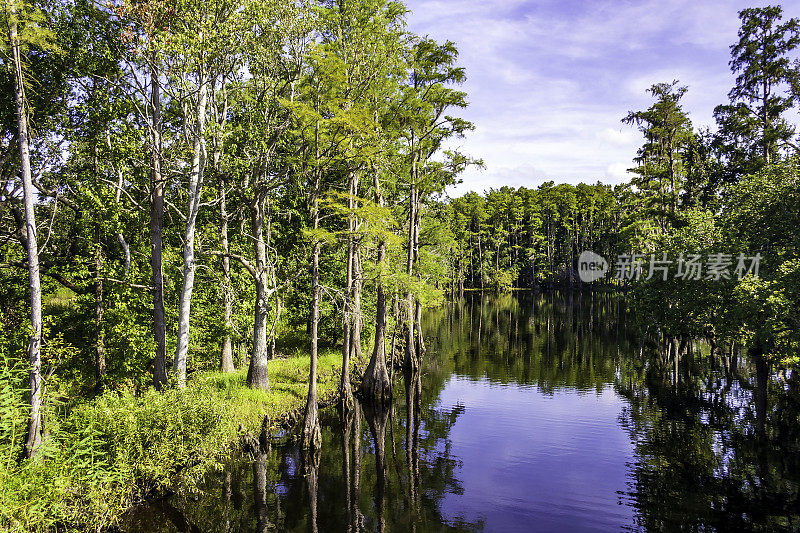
(174, 72, 209, 388)
(343, 229, 352, 390)
(302, 164, 322, 450)
(219, 160, 234, 373)
(108, 132, 131, 277)
(94, 224, 106, 384)
(341, 171, 356, 410)
(9, 9, 43, 458)
(477, 231, 484, 291)
(348, 243, 362, 388)
(404, 170, 418, 372)
(415, 300, 426, 357)
(248, 192, 270, 390)
(149, 61, 168, 390)
(412, 188, 425, 358)
(361, 171, 391, 402)
(389, 296, 399, 383)
(762, 79, 770, 165)
(92, 102, 106, 386)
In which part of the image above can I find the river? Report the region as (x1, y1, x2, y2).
(122, 291, 800, 532)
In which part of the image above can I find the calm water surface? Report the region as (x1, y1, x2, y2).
(123, 292, 800, 532)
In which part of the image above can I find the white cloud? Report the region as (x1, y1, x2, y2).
(596, 128, 640, 147)
(604, 163, 633, 185)
(402, 0, 795, 197)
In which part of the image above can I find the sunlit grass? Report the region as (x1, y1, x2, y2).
(0, 351, 344, 532)
(42, 287, 76, 311)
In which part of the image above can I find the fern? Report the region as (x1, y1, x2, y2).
(0, 351, 28, 469)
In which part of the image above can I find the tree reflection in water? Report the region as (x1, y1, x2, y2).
(122, 292, 800, 532)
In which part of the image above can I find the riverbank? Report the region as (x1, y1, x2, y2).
(0, 351, 346, 532)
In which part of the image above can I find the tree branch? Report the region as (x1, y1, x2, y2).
(203, 249, 256, 278)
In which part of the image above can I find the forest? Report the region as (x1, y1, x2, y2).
(1, 0, 799, 530)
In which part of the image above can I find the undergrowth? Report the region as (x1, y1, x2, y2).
(0, 350, 342, 532)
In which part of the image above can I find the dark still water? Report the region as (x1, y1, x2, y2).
(123, 292, 800, 532)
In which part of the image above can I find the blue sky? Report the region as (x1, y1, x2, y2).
(402, 0, 799, 195)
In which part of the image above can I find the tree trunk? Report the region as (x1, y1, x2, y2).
(404, 176, 418, 372)
(469, 231, 475, 287)
(174, 72, 209, 388)
(415, 300, 426, 357)
(10, 9, 43, 458)
(340, 171, 356, 410)
(302, 164, 322, 450)
(92, 97, 106, 387)
(412, 184, 425, 357)
(248, 192, 270, 390)
(762, 76, 770, 165)
(94, 223, 106, 384)
(150, 60, 168, 390)
(361, 172, 391, 403)
(348, 243, 362, 392)
(219, 161, 234, 373)
(477, 230, 484, 291)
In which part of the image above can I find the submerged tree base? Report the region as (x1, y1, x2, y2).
(360, 367, 392, 404)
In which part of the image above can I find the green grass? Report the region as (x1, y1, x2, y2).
(42, 287, 76, 311)
(0, 350, 343, 532)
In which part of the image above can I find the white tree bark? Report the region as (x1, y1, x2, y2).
(174, 72, 209, 387)
(8, 6, 43, 457)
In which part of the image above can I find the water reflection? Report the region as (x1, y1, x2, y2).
(122, 291, 800, 532)
(253, 446, 272, 533)
(618, 336, 800, 531)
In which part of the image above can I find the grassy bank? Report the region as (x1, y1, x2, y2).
(0, 351, 344, 532)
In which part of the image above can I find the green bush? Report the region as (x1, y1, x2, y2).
(0, 353, 342, 532)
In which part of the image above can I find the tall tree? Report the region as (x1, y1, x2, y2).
(156, 0, 243, 387)
(117, 0, 173, 389)
(714, 6, 800, 178)
(399, 37, 475, 370)
(223, 0, 310, 390)
(623, 80, 692, 232)
(2, 0, 57, 457)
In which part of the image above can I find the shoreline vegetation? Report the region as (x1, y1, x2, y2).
(1, 351, 353, 532)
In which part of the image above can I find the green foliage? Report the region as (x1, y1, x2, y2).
(0, 0, 60, 56)
(622, 80, 693, 232)
(0, 354, 343, 531)
(713, 5, 800, 180)
(0, 352, 28, 471)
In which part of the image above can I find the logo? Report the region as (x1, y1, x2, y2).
(578, 250, 608, 282)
